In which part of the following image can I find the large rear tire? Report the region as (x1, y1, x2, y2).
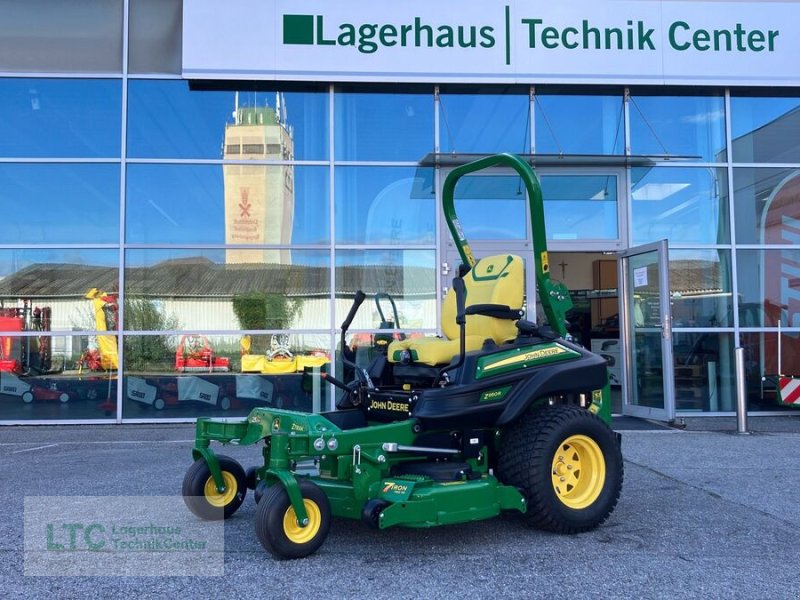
(497, 404, 623, 533)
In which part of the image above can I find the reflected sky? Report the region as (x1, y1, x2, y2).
(126, 164, 330, 245)
(334, 88, 434, 161)
(535, 94, 624, 155)
(0, 248, 118, 278)
(335, 167, 435, 244)
(128, 80, 329, 160)
(631, 167, 728, 245)
(0, 164, 120, 243)
(629, 94, 725, 161)
(0, 79, 121, 157)
(439, 89, 529, 154)
(3, 79, 799, 266)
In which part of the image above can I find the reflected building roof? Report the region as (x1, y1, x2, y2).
(0, 260, 436, 299)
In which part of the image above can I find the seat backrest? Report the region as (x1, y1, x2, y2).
(441, 254, 524, 343)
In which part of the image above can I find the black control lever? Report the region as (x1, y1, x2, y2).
(341, 290, 366, 332)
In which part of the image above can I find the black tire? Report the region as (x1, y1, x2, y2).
(254, 479, 270, 504)
(497, 404, 623, 533)
(255, 479, 331, 559)
(361, 499, 390, 529)
(245, 466, 258, 490)
(182, 455, 247, 520)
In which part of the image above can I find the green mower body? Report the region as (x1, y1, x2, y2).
(183, 154, 624, 560)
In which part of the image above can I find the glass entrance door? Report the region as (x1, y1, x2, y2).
(620, 240, 675, 421)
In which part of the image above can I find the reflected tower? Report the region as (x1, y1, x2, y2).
(224, 93, 294, 264)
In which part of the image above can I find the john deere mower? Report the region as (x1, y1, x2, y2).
(182, 153, 623, 560)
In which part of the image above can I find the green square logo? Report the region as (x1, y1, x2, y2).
(283, 14, 314, 45)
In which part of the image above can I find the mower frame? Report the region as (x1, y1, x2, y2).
(183, 153, 622, 560)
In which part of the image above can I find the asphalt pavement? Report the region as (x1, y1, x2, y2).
(1, 416, 799, 599)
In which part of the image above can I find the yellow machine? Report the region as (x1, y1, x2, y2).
(240, 334, 328, 374)
(82, 288, 119, 371)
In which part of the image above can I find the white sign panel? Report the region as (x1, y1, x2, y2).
(183, 0, 800, 86)
(633, 267, 649, 288)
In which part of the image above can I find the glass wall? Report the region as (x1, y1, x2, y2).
(534, 88, 625, 155)
(2, 1, 800, 420)
(731, 92, 800, 412)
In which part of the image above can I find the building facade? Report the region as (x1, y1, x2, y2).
(1, 0, 799, 423)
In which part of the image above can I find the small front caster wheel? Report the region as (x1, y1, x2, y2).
(255, 480, 331, 559)
(361, 499, 390, 530)
(182, 455, 246, 520)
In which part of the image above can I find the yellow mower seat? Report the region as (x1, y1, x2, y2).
(388, 254, 524, 366)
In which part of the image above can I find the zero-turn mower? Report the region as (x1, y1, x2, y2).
(182, 153, 623, 560)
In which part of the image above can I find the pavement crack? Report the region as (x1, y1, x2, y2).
(623, 457, 800, 530)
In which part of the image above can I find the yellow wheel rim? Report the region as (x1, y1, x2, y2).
(283, 500, 322, 544)
(551, 435, 606, 509)
(203, 471, 237, 507)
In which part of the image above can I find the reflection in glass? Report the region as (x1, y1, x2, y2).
(541, 174, 618, 240)
(438, 88, 529, 154)
(124, 249, 331, 331)
(127, 80, 329, 159)
(732, 167, 800, 245)
(123, 333, 331, 419)
(334, 88, 434, 160)
(631, 167, 729, 245)
(0, 164, 120, 244)
(631, 331, 664, 408)
(730, 96, 800, 163)
(535, 92, 625, 155)
(335, 167, 434, 244)
(737, 250, 799, 329)
(335, 250, 436, 329)
(0, 79, 121, 157)
(452, 175, 527, 240)
(0, 335, 117, 421)
(669, 249, 732, 328)
(629, 93, 725, 161)
(672, 332, 735, 412)
(627, 250, 664, 411)
(0, 250, 119, 332)
(126, 164, 329, 245)
(739, 332, 800, 412)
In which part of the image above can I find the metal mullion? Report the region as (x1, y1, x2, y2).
(125, 73, 182, 80)
(331, 160, 422, 168)
(434, 85, 443, 332)
(125, 158, 328, 166)
(0, 72, 123, 79)
(0, 244, 118, 249)
(0, 419, 117, 426)
(332, 244, 436, 251)
(0, 158, 120, 163)
(122, 243, 332, 250)
(117, 0, 131, 423)
(724, 89, 740, 342)
(127, 329, 333, 336)
(328, 84, 337, 410)
(727, 162, 800, 169)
